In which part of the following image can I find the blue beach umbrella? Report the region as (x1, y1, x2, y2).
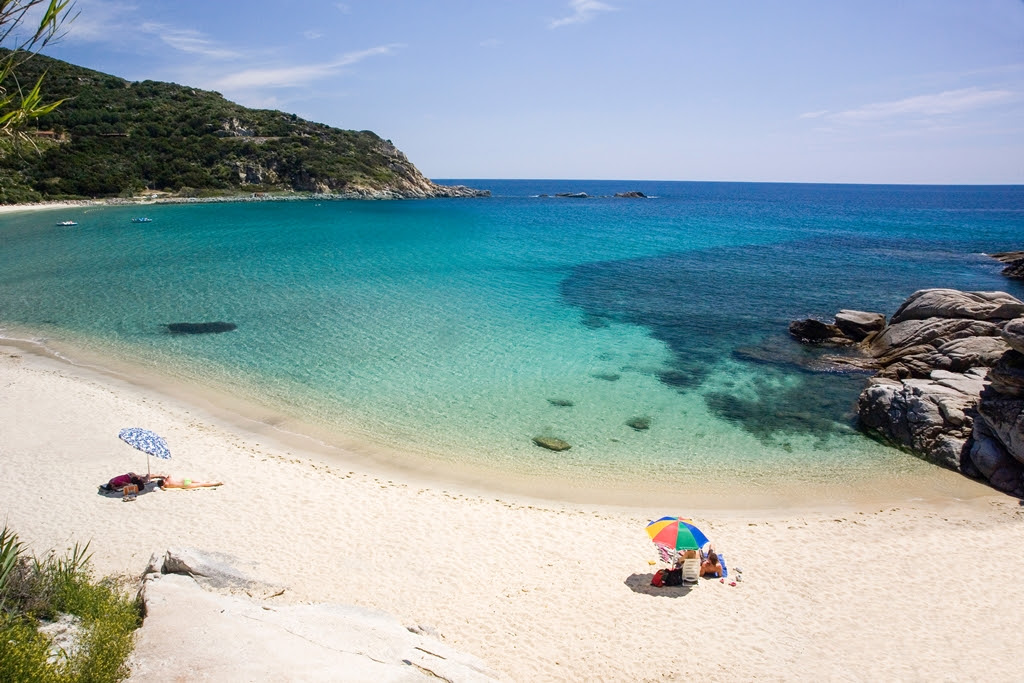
(118, 427, 171, 478)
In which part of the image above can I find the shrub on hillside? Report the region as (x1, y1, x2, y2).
(0, 526, 140, 683)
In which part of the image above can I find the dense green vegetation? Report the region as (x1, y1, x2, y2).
(0, 1, 76, 144)
(0, 526, 140, 682)
(0, 50, 423, 203)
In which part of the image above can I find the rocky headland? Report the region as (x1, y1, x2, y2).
(990, 251, 1024, 280)
(0, 52, 490, 204)
(790, 288, 1024, 497)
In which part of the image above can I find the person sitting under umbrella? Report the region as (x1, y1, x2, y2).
(701, 549, 724, 577)
(152, 474, 223, 490)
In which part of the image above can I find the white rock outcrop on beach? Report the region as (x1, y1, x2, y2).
(129, 550, 499, 682)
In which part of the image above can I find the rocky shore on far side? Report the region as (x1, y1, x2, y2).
(0, 182, 490, 214)
(790, 287, 1024, 498)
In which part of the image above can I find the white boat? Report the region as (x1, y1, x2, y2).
(56, 220, 78, 226)
(131, 217, 153, 223)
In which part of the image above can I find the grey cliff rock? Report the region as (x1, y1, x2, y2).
(788, 318, 850, 345)
(1001, 318, 1024, 355)
(224, 138, 490, 199)
(966, 417, 1024, 497)
(986, 349, 1024, 397)
(867, 318, 1002, 361)
(918, 336, 1011, 374)
(977, 391, 1024, 464)
(840, 288, 1024, 496)
(858, 370, 986, 470)
(834, 309, 886, 342)
(990, 251, 1024, 280)
(865, 318, 1007, 380)
(889, 288, 1024, 324)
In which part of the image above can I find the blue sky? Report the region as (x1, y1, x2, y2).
(38, 0, 1024, 183)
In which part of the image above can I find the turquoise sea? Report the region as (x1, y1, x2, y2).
(2, 181, 1023, 502)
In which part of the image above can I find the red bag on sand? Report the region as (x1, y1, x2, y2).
(651, 569, 665, 587)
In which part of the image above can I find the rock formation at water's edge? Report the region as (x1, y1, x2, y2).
(790, 288, 1024, 497)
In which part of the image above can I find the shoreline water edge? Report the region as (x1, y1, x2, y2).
(0, 322, 992, 510)
(2, 336, 1023, 681)
(0, 190, 476, 215)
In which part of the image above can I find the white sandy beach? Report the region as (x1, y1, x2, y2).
(1, 340, 1022, 681)
(0, 200, 104, 215)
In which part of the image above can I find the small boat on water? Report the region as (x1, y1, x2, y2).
(131, 217, 153, 223)
(56, 220, 78, 226)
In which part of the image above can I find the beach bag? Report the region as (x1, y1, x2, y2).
(651, 569, 665, 587)
(663, 568, 683, 586)
(107, 473, 133, 491)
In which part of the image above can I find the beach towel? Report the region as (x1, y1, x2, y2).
(656, 544, 677, 565)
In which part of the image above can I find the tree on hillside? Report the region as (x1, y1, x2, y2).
(0, 0, 76, 140)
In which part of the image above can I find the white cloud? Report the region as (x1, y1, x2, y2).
(798, 110, 828, 119)
(827, 88, 1015, 124)
(304, 30, 323, 40)
(335, 3, 351, 13)
(549, 0, 615, 29)
(64, 4, 240, 60)
(211, 44, 402, 91)
(139, 23, 240, 59)
(62, 0, 137, 42)
(480, 38, 501, 48)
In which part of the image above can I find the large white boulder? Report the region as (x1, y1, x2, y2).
(128, 551, 500, 682)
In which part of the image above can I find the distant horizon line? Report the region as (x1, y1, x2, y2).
(432, 178, 1024, 187)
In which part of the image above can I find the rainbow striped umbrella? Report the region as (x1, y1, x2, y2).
(646, 517, 710, 556)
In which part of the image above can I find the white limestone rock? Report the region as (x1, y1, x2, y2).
(129, 563, 500, 682)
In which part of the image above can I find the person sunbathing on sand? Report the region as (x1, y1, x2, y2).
(701, 549, 724, 577)
(153, 474, 222, 489)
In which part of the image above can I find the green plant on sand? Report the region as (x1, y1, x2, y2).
(0, 525, 141, 682)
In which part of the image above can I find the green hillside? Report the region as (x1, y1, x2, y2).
(0, 51, 484, 203)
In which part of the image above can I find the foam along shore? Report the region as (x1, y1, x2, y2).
(2, 340, 1023, 681)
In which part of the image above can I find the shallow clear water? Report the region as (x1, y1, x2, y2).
(2, 181, 1023, 492)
